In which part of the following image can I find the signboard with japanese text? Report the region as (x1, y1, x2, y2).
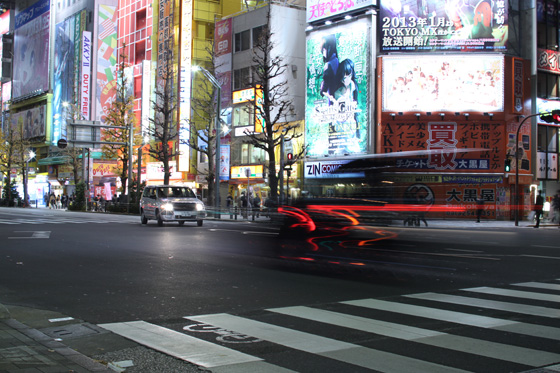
(537, 152, 558, 180)
(513, 58, 524, 114)
(306, 0, 376, 23)
(382, 55, 504, 113)
(215, 18, 232, 108)
(379, 0, 508, 52)
(231, 165, 264, 179)
(306, 18, 370, 157)
(379, 121, 505, 172)
(178, 0, 193, 172)
(13, 0, 50, 99)
(146, 161, 183, 181)
(506, 120, 531, 173)
(537, 48, 560, 74)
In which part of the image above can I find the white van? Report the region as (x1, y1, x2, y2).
(140, 185, 206, 227)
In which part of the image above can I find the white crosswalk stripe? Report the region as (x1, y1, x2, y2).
(100, 281, 560, 372)
(0, 218, 136, 225)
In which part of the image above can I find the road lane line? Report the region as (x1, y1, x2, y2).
(99, 321, 262, 368)
(512, 282, 560, 291)
(187, 313, 467, 373)
(521, 255, 560, 260)
(268, 306, 560, 367)
(406, 293, 560, 318)
(463, 287, 560, 303)
(342, 298, 560, 341)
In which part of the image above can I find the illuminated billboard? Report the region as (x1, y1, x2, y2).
(379, 0, 508, 52)
(13, 0, 50, 99)
(382, 55, 504, 112)
(178, 0, 193, 172)
(306, 0, 376, 23)
(306, 18, 370, 157)
(53, 12, 86, 144)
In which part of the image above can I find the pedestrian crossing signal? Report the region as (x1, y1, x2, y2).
(539, 110, 560, 124)
(504, 158, 511, 172)
(287, 153, 293, 161)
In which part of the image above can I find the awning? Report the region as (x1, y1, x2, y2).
(38, 156, 71, 165)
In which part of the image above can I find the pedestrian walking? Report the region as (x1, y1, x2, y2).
(252, 194, 261, 220)
(49, 193, 56, 209)
(240, 192, 248, 219)
(551, 191, 560, 226)
(476, 194, 485, 223)
(226, 194, 233, 216)
(534, 190, 544, 228)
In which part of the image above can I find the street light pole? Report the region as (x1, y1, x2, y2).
(192, 66, 221, 212)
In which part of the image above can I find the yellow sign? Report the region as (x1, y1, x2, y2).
(231, 165, 264, 179)
(232, 88, 255, 104)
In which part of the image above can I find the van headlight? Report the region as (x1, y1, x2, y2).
(196, 203, 205, 211)
(161, 203, 174, 211)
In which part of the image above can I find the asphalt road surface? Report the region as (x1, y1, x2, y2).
(1, 207, 559, 372)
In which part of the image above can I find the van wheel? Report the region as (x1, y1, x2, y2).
(141, 210, 148, 224)
(197, 219, 203, 227)
(157, 210, 164, 227)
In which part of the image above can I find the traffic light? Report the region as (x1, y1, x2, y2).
(539, 110, 560, 124)
(286, 153, 293, 162)
(504, 158, 511, 172)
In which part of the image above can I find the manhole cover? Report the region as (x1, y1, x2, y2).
(40, 323, 106, 339)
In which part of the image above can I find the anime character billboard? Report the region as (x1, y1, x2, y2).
(380, 0, 508, 52)
(306, 19, 370, 157)
(13, 0, 50, 99)
(12, 105, 47, 139)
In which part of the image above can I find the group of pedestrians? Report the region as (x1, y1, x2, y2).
(226, 192, 266, 220)
(533, 189, 560, 228)
(45, 193, 69, 209)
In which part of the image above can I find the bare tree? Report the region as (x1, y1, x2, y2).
(0, 114, 19, 204)
(184, 52, 221, 207)
(242, 8, 305, 203)
(61, 102, 84, 184)
(101, 44, 138, 195)
(145, 49, 181, 185)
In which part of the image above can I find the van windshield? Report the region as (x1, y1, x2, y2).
(157, 187, 196, 198)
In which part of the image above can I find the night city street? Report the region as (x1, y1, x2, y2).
(1, 207, 559, 372)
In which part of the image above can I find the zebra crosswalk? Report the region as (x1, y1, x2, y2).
(0, 217, 137, 225)
(100, 280, 560, 372)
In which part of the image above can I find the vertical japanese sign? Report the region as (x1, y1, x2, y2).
(81, 31, 92, 120)
(379, 0, 507, 51)
(427, 123, 458, 170)
(178, 0, 192, 172)
(306, 18, 370, 157)
(215, 18, 232, 108)
(141, 60, 152, 136)
(96, 5, 118, 122)
(13, 0, 50, 99)
(512, 58, 524, 114)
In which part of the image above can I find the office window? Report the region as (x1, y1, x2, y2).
(241, 144, 266, 164)
(234, 30, 250, 52)
(538, 125, 559, 152)
(233, 105, 253, 128)
(252, 25, 265, 47)
(233, 67, 251, 90)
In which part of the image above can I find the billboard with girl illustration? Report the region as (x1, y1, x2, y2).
(306, 18, 370, 157)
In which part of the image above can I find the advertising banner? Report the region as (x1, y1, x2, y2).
(379, 0, 508, 52)
(380, 121, 505, 172)
(11, 104, 47, 139)
(304, 160, 365, 179)
(537, 152, 558, 180)
(215, 18, 233, 114)
(306, 0, 376, 23)
(81, 31, 92, 120)
(306, 18, 370, 157)
(382, 55, 504, 113)
(146, 161, 183, 181)
(537, 48, 560, 74)
(178, 0, 193, 172)
(13, 0, 50, 99)
(96, 5, 118, 122)
(220, 144, 230, 181)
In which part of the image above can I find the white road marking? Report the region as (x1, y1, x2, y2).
(342, 298, 560, 341)
(268, 306, 560, 367)
(512, 282, 560, 291)
(186, 313, 467, 373)
(463, 287, 560, 303)
(99, 321, 261, 368)
(406, 293, 560, 318)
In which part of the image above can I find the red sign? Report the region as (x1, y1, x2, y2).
(537, 48, 560, 74)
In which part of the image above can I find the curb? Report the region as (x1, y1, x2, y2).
(0, 303, 10, 319)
